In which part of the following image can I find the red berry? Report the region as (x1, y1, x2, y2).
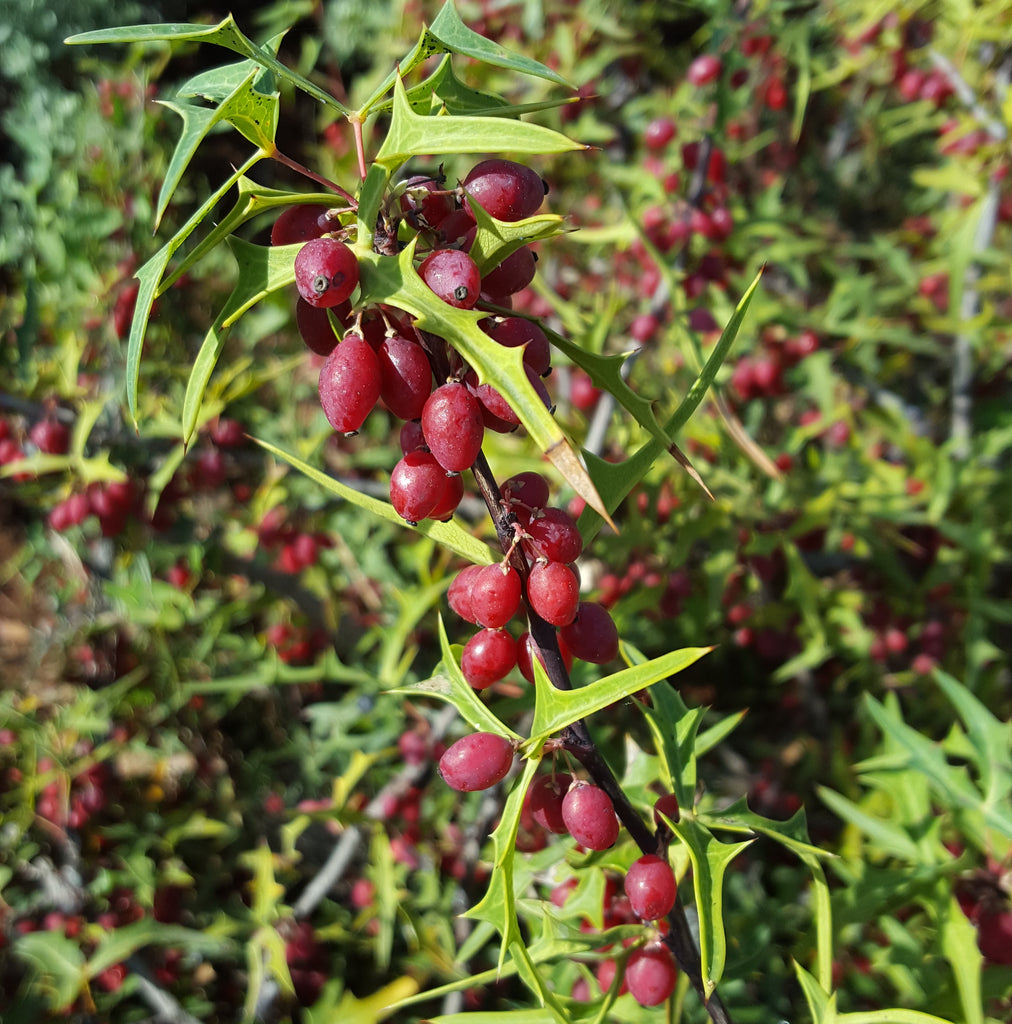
(419, 249, 482, 309)
(560, 602, 619, 664)
(528, 772, 573, 833)
(624, 854, 677, 920)
(524, 507, 583, 563)
(516, 630, 574, 684)
(481, 246, 537, 298)
(295, 238, 359, 308)
(502, 472, 550, 515)
(626, 943, 678, 1006)
(527, 561, 580, 626)
(421, 382, 484, 473)
(644, 117, 676, 150)
(461, 628, 517, 689)
(469, 563, 522, 628)
(561, 783, 619, 850)
(378, 334, 432, 420)
(687, 54, 721, 87)
(438, 732, 515, 791)
(389, 450, 448, 524)
(463, 159, 547, 222)
(482, 317, 552, 377)
(272, 204, 339, 246)
(318, 334, 381, 434)
(448, 564, 484, 624)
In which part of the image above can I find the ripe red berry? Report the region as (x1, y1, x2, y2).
(448, 564, 484, 624)
(462, 159, 547, 222)
(624, 854, 677, 921)
(528, 772, 573, 833)
(427, 471, 464, 521)
(626, 943, 678, 1006)
(644, 117, 677, 150)
(561, 783, 619, 850)
(296, 297, 344, 356)
(469, 563, 522, 628)
(438, 732, 515, 791)
(295, 237, 360, 308)
(378, 334, 432, 420)
(421, 382, 484, 473)
(481, 245, 537, 298)
(272, 204, 340, 246)
(524, 507, 583, 564)
(389, 450, 450, 524)
(527, 561, 580, 626)
(318, 334, 381, 434)
(560, 602, 620, 664)
(502, 472, 550, 516)
(461, 628, 517, 689)
(418, 249, 482, 309)
(687, 54, 722, 87)
(515, 630, 570, 683)
(482, 317, 552, 377)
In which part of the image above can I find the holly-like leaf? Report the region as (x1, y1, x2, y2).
(155, 59, 279, 229)
(387, 616, 519, 738)
(525, 647, 712, 752)
(668, 818, 753, 1001)
(374, 75, 586, 170)
(428, 0, 572, 88)
(180, 238, 299, 446)
(467, 199, 568, 277)
(639, 680, 708, 810)
(575, 265, 763, 545)
(124, 151, 265, 428)
(85, 921, 235, 979)
(355, 242, 613, 525)
(66, 15, 349, 115)
(249, 438, 498, 568)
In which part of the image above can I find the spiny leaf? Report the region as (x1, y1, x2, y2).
(66, 15, 349, 115)
(374, 75, 586, 170)
(124, 151, 265, 428)
(387, 616, 519, 739)
(467, 200, 568, 277)
(180, 238, 299, 446)
(525, 647, 711, 751)
(155, 60, 279, 229)
(668, 819, 752, 1001)
(428, 0, 572, 88)
(250, 438, 498, 568)
(576, 266, 764, 545)
(355, 243, 613, 526)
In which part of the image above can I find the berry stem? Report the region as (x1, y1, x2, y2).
(268, 145, 358, 207)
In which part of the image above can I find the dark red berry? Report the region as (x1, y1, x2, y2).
(418, 249, 482, 309)
(561, 783, 618, 850)
(560, 602, 619, 664)
(624, 854, 677, 921)
(527, 561, 580, 626)
(390, 450, 449, 524)
(421, 382, 484, 473)
(438, 732, 514, 791)
(463, 159, 547, 222)
(378, 334, 432, 420)
(626, 944, 678, 1006)
(272, 204, 340, 246)
(318, 334, 381, 434)
(295, 238, 360, 308)
(469, 563, 522, 628)
(528, 772, 573, 834)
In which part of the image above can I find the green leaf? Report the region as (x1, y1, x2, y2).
(424, 1012, 558, 1024)
(467, 200, 568, 277)
(428, 0, 572, 87)
(937, 892, 984, 1024)
(932, 668, 1012, 811)
(526, 648, 711, 752)
(374, 75, 585, 170)
(816, 785, 922, 860)
(354, 242, 612, 524)
(576, 266, 763, 545)
(639, 681, 707, 809)
(66, 15, 349, 116)
(14, 932, 85, 1010)
(249, 436, 498, 567)
(124, 151, 265, 428)
(388, 615, 521, 739)
(155, 59, 279, 229)
(863, 693, 1012, 840)
(86, 920, 235, 979)
(669, 818, 752, 1000)
(793, 961, 836, 1024)
(180, 237, 299, 446)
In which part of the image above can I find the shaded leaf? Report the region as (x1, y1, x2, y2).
(13, 932, 84, 1011)
(86, 920, 236, 979)
(250, 437, 498, 567)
